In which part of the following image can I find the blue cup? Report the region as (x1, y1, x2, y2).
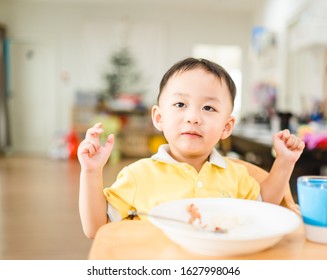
(297, 176, 327, 244)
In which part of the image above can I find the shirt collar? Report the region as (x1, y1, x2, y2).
(151, 144, 227, 168)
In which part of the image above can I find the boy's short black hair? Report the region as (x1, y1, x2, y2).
(158, 57, 236, 107)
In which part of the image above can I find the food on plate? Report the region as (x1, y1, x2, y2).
(186, 203, 225, 232)
(186, 203, 202, 224)
(186, 202, 248, 234)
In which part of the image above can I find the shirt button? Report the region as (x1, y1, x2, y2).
(197, 181, 203, 188)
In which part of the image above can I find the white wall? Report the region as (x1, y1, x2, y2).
(0, 2, 255, 138)
(3, 0, 322, 155)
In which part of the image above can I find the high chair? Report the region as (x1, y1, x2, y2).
(229, 158, 300, 215)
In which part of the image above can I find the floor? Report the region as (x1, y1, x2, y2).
(0, 155, 134, 260)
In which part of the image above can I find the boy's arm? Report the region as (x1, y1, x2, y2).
(260, 129, 305, 204)
(77, 123, 115, 239)
(260, 157, 295, 204)
(79, 169, 108, 239)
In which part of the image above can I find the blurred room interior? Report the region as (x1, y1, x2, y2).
(0, 0, 326, 259)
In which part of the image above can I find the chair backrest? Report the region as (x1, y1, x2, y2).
(228, 157, 300, 215)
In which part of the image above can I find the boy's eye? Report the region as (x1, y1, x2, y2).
(174, 102, 186, 108)
(203, 105, 216, 112)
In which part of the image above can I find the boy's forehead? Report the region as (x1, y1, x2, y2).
(165, 68, 223, 89)
(168, 68, 219, 84)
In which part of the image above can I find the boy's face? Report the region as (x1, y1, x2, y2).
(152, 68, 235, 161)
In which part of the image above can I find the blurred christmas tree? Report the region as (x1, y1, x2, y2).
(103, 47, 144, 100)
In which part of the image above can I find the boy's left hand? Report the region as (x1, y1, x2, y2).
(273, 129, 305, 163)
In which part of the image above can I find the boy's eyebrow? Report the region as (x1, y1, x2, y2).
(172, 92, 221, 102)
(171, 92, 188, 97)
(205, 96, 221, 103)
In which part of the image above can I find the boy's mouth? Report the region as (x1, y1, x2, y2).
(182, 131, 202, 137)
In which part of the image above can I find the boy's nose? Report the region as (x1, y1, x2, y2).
(184, 108, 201, 124)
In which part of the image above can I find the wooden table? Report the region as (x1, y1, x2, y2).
(88, 220, 327, 260)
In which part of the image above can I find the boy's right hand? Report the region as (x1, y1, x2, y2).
(77, 122, 114, 171)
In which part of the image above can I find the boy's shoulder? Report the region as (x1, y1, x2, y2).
(125, 156, 183, 175)
(124, 157, 161, 172)
(222, 157, 249, 173)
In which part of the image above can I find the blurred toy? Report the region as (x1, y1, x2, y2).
(298, 123, 327, 150)
(65, 129, 80, 159)
(302, 132, 327, 150)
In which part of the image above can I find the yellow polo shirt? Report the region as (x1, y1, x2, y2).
(103, 145, 261, 221)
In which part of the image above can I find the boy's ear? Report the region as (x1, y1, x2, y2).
(152, 105, 163, 131)
(221, 116, 235, 139)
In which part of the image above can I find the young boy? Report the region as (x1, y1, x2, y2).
(78, 58, 305, 238)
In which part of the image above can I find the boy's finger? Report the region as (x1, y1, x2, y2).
(106, 134, 114, 144)
(276, 129, 293, 143)
(85, 124, 104, 140)
(87, 140, 100, 153)
(291, 138, 305, 150)
(78, 141, 96, 156)
(104, 134, 115, 149)
(282, 129, 290, 139)
(285, 135, 296, 146)
(94, 122, 102, 128)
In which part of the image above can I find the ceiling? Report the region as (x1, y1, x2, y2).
(6, 0, 265, 14)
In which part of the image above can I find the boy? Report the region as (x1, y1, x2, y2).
(78, 58, 305, 238)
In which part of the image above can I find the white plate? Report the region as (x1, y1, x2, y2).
(148, 198, 301, 257)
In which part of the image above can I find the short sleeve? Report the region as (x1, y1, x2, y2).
(236, 164, 261, 200)
(103, 166, 137, 219)
(224, 159, 261, 200)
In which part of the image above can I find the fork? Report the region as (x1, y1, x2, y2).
(128, 210, 227, 233)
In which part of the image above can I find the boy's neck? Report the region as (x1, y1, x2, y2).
(188, 159, 207, 173)
(168, 150, 209, 173)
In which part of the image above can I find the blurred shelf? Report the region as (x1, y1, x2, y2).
(71, 105, 165, 158)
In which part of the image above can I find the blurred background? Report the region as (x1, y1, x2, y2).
(0, 0, 326, 259)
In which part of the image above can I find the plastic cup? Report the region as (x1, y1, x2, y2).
(297, 176, 327, 244)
